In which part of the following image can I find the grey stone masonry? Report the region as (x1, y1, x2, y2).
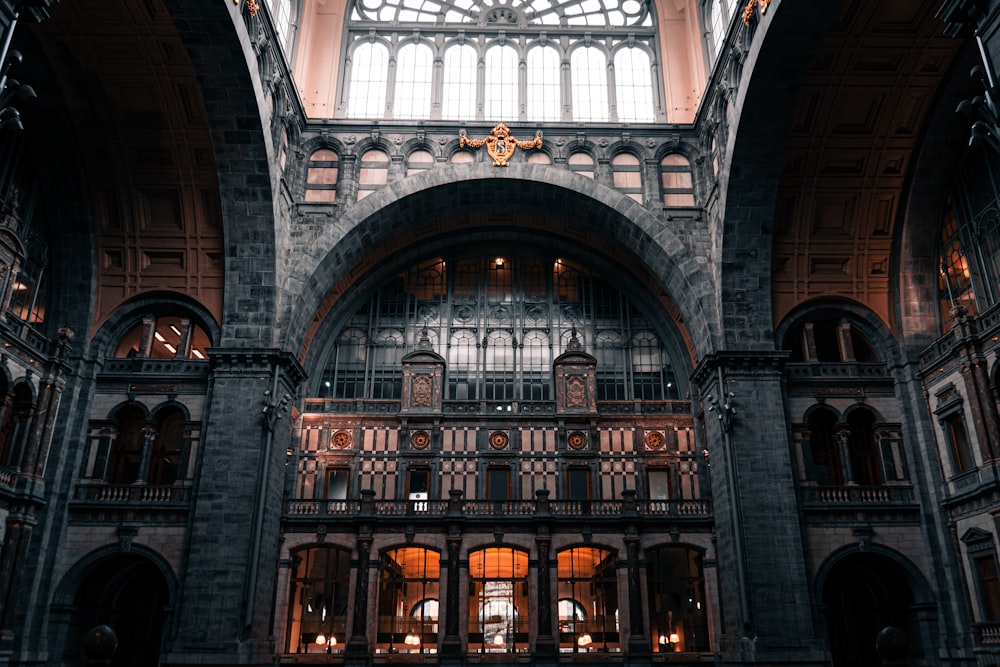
(693, 352, 826, 666)
(165, 349, 303, 665)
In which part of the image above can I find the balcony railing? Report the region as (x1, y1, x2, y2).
(800, 485, 914, 505)
(975, 622, 1000, 645)
(71, 482, 192, 504)
(0, 466, 15, 490)
(284, 497, 712, 519)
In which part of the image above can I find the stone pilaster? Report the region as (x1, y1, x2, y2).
(692, 352, 824, 665)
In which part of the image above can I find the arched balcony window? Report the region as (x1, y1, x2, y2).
(113, 316, 211, 360)
(107, 406, 146, 484)
(659, 154, 695, 207)
(612, 153, 643, 203)
(304, 149, 340, 203)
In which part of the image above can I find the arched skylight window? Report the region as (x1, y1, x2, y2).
(570, 47, 609, 122)
(340, 0, 661, 122)
(443, 44, 478, 121)
(347, 41, 389, 118)
(614, 47, 654, 123)
(394, 42, 434, 120)
(527, 45, 561, 122)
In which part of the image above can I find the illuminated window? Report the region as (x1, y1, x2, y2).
(113, 316, 211, 360)
(442, 44, 478, 121)
(557, 548, 619, 653)
(377, 548, 440, 653)
(286, 547, 351, 653)
(485, 45, 519, 121)
(469, 548, 529, 654)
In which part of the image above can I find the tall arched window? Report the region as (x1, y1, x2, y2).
(612, 153, 643, 203)
(377, 548, 440, 653)
(847, 408, 881, 486)
(527, 45, 561, 121)
(394, 42, 434, 120)
(469, 547, 529, 654)
(646, 546, 709, 653)
(568, 152, 596, 179)
(485, 44, 519, 120)
(0, 382, 30, 469)
(149, 408, 185, 485)
(557, 547, 619, 652)
(287, 547, 352, 653)
(442, 44, 478, 121)
(347, 41, 389, 118)
(807, 407, 842, 486)
(358, 149, 390, 200)
(571, 47, 609, 122)
(614, 47, 654, 122)
(305, 149, 340, 203)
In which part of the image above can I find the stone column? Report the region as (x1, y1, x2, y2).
(136, 426, 157, 484)
(624, 528, 648, 656)
(440, 527, 463, 658)
(834, 425, 854, 484)
(534, 523, 555, 656)
(692, 352, 824, 665)
(164, 349, 303, 665)
(347, 530, 373, 660)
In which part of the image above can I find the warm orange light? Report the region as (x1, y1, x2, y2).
(669, 633, 680, 644)
(315, 634, 326, 645)
(577, 633, 593, 647)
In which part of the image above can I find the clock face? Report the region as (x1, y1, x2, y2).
(645, 431, 664, 450)
(489, 431, 509, 450)
(411, 431, 430, 449)
(568, 431, 587, 449)
(332, 430, 352, 449)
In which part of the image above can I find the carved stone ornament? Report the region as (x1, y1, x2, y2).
(566, 375, 587, 407)
(645, 431, 665, 450)
(233, 0, 260, 16)
(567, 431, 587, 450)
(331, 430, 352, 449)
(460, 121, 543, 166)
(411, 431, 431, 449)
(489, 431, 510, 450)
(412, 374, 433, 407)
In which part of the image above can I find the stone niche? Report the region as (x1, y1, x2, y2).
(400, 334, 445, 414)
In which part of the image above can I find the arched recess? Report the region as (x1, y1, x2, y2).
(283, 163, 719, 369)
(718, 0, 842, 350)
(159, 0, 280, 346)
(815, 546, 937, 667)
(49, 546, 177, 667)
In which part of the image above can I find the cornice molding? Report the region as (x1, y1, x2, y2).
(691, 350, 789, 385)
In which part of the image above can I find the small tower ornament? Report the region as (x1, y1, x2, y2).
(460, 122, 543, 166)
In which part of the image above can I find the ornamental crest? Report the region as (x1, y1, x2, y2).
(460, 122, 543, 167)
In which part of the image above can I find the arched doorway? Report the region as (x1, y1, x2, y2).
(821, 552, 924, 667)
(65, 553, 170, 667)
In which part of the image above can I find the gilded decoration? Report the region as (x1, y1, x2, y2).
(459, 122, 543, 167)
(411, 431, 430, 449)
(741, 0, 769, 25)
(233, 0, 260, 17)
(645, 431, 665, 450)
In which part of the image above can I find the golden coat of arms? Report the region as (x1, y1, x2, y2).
(459, 122, 543, 167)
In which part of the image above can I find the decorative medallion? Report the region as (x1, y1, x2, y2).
(332, 430, 353, 449)
(645, 431, 665, 450)
(412, 374, 433, 407)
(525, 303, 548, 322)
(453, 304, 475, 322)
(459, 122, 543, 167)
(489, 431, 510, 450)
(567, 431, 588, 450)
(411, 431, 431, 449)
(490, 305, 511, 323)
(417, 305, 439, 322)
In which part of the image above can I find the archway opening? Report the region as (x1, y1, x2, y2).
(821, 553, 920, 667)
(66, 554, 170, 667)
